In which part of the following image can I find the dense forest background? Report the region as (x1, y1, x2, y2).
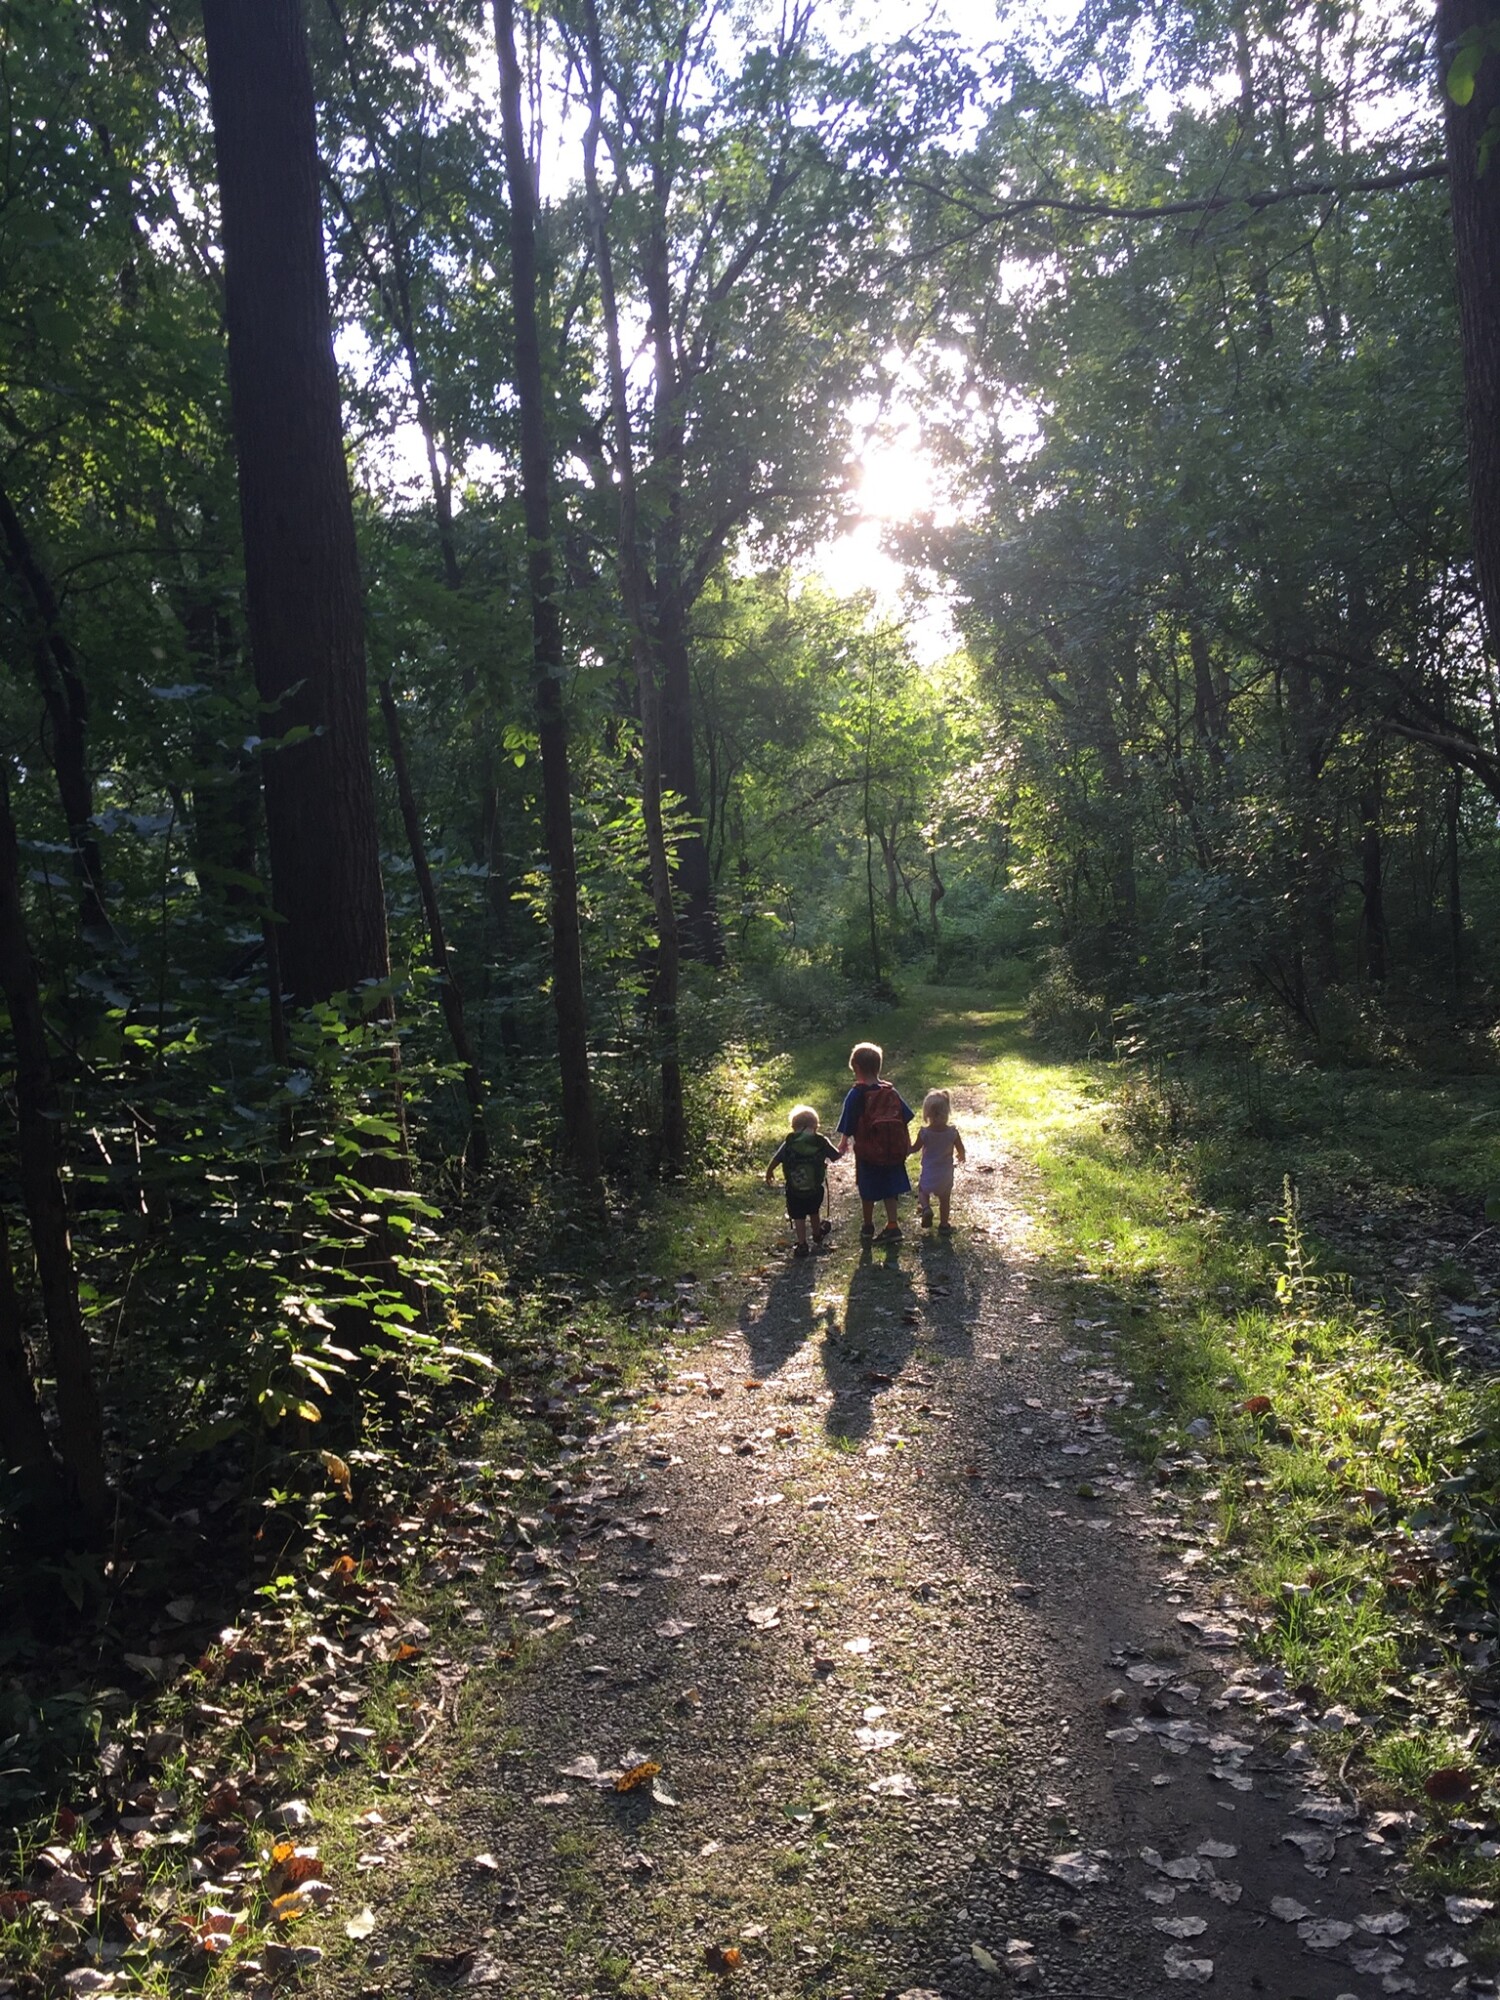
(3, 0, 1499, 1809)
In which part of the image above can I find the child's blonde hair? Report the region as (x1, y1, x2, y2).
(849, 1041, 883, 1077)
(789, 1104, 820, 1132)
(922, 1089, 951, 1125)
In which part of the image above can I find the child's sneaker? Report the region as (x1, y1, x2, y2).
(877, 1225, 901, 1242)
(859, 1222, 875, 1239)
(793, 1241, 810, 1258)
(937, 1221, 954, 1235)
(919, 1207, 932, 1229)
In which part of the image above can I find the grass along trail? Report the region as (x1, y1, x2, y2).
(322, 999, 1478, 2000)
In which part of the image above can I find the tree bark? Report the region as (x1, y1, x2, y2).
(200, 0, 390, 1009)
(0, 1205, 68, 1511)
(0, 766, 109, 1529)
(1360, 781, 1387, 984)
(577, 3, 687, 1168)
(378, 678, 488, 1169)
(642, 234, 723, 966)
(0, 476, 108, 934)
(1448, 765, 1465, 995)
(1439, 0, 1500, 697)
(493, 0, 605, 1191)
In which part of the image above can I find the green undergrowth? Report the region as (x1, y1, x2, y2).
(973, 1010, 1500, 1896)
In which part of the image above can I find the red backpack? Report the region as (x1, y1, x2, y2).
(856, 1081, 910, 1167)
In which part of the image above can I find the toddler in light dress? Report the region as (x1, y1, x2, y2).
(909, 1088, 966, 1232)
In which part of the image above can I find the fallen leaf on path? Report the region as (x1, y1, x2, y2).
(615, 1762, 661, 1793)
(1357, 1912, 1409, 1936)
(1445, 1895, 1494, 1925)
(1048, 1851, 1106, 1886)
(557, 1755, 601, 1782)
(704, 1943, 741, 1973)
(1282, 1830, 1335, 1863)
(1162, 1951, 1213, 1983)
(1349, 1946, 1404, 1975)
(415, 1948, 476, 1983)
(1427, 1944, 1468, 1968)
(471, 1854, 500, 1873)
(1196, 1840, 1237, 1860)
(843, 1636, 872, 1654)
(1269, 1898, 1310, 1923)
(869, 1773, 916, 1798)
(344, 1908, 377, 1940)
(1425, 1766, 1478, 1804)
(1154, 1917, 1207, 1939)
(1297, 1919, 1354, 1949)
(655, 1619, 696, 1639)
(746, 1606, 780, 1629)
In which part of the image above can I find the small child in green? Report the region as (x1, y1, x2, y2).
(765, 1105, 840, 1258)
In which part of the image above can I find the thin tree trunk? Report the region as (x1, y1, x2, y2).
(200, 0, 390, 1010)
(379, 678, 488, 1168)
(0, 1205, 67, 1510)
(0, 765, 108, 1529)
(1448, 766, 1465, 996)
(1360, 781, 1387, 984)
(493, 0, 605, 1191)
(0, 477, 108, 934)
(641, 236, 722, 966)
(577, 0, 687, 1169)
(1439, 0, 1500, 708)
(863, 793, 884, 992)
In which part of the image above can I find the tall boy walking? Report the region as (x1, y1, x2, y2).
(836, 1041, 913, 1242)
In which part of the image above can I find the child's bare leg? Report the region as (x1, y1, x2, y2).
(883, 1198, 899, 1230)
(861, 1199, 875, 1230)
(793, 1215, 809, 1247)
(938, 1189, 952, 1227)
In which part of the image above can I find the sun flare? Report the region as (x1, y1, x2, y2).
(853, 428, 936, 522)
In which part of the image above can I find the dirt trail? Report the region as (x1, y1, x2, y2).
(408, 1069, 1473, 1999)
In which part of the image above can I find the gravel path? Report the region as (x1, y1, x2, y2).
(416, 1077, 1477, 2000)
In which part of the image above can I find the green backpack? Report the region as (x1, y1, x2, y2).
(783, 1130, 827, 1196)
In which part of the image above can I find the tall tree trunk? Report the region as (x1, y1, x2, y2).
(642, 237, 722, 966)
(1360, 781, 1387, 984)
(378, 679, 488, 1169)
(576, 0, 686, 1168)
(1093, 708, 1139, 966)
(0, 1206, 68, 1513)
(493, 0, 605, 1191)
(0, 477, 108, 934)
(200, 0, 390, 1009)
(1439, 0, 1500, 720)
(0, 766, 108, 1530)
(1448, 766, 1465, 996)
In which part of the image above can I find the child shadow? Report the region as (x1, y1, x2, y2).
(741, 1256, 837, 1381)
(913, 1230, 978, 1360)
(822, 1240, 917, 1444)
